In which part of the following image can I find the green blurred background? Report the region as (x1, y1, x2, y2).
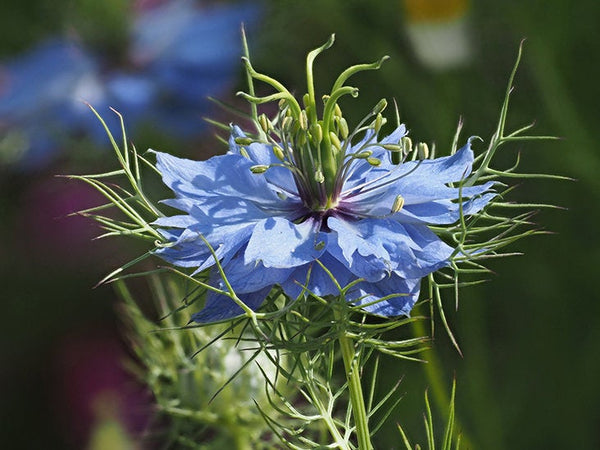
(1, 0, 598, 448)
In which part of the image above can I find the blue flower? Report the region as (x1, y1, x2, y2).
(153, 123, 494, 323)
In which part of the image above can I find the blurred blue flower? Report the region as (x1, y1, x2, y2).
(0, 39, 104, 169)
(154, 125, 494, 322)
(0, 0, 261, 170)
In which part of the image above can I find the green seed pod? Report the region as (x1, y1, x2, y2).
(300, 110, 308, 130)
(273, 145, 285, 162)
(234, 136, 254, 146)
(355, 150, 373, 159)
(334, 103, 343, 118)
(258, 114, 270, 133)
(315, 169, 325, 183)
(329, 131, 342, 150)
(391, 194, 405, 213)
(338, 117, 349, 140)
(401, 136, 413, 155)
(302, 93, 310, 108)
(417, 142, 430, 160)
(250, 165, 269, 174)
(310, 123, 323, 145)
(367, 157, 381, 167)
(382, 144, 403, 152)
(239, 147, 250, 159)
(373, 98, 388, 115)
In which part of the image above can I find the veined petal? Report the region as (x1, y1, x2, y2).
(155, 151, 280, 204)
(229, 126, 299, 198)
(328, 217, 452, 280)
(280, 252, 354, 299)
(327, 217, 393, 282)
(399, 192, 496, 225)
(346, 274, 421, 317)
(245, 217, 326, 268)
(191, 287, 271, 323)
(220, 251, 293, 294)
(384, 223, 453, 278)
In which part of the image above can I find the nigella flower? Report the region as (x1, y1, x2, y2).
(152, 38, 494, 323)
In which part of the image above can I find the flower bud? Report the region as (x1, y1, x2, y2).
(391, 194, 405, 213)
(367, 157, 381, 166)
(273, 145, 285, 162)
(258, 114, 270, 133)
(282, 116, 293, 131)
(401, 136, 413, 155)
(299, 110, 309, 130)
(329, 131, 342, 151)
(373, 98, 388, 115)
(355, 150, 373, 159)
(302, 93, 310, 108)
(315, 169, 325, 183)
(338, 117, 349, 140)
(334, 103, 343, 118)
(234, 136, 254, 146)
(239, 147, 250, 159)
(417, 142, 430, 160)
(310, 123, 323, 145)
(382, 144, 403, 152)
(314, 240, 326, 251)
(250, 165, 269, 174)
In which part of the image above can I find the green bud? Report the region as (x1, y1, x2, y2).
(239, 147, 250, 159)
(334, 103, 343, 118)
(367, 157, 381, 166)
(329, 131, 342, 150)
(401, 136, 413, 154)
(299, 110, 308, 130)
(250, 165, 269, 174)
(382, 144, 402, 152)
(273, 145, 285, 161)
(302, 93, 310, 108)
(322, 94, 330, 104)
(338, 117, 349, 140)
(258, 114, 270, 133)
(282, 116, 293, 131)
(310, 123, 323, 145)
(297, 132, 306, 146)
(315, 169, 325, 183)
(355, 150, 373, 159)
(417, 142, 430, 160)
(278, 98, 287, 110)
(373, 98, 388, 115)
(391, 194, 405, 213)
(314, 240, 326, 251)
(374, 113, 383, 133)
(234, 136, 254, 146)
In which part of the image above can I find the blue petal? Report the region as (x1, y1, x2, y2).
(155, 151, 281, 204)
(326, 217, 393, 282)
(245, 217, 326, 268)
(191, 287, 271, 323)
(399, 192, 496, 225)
(280, 252, 355, 299)
(328, 217, 453, 280)
(346, 274, 421, 317)
(219, 251, 293, 294)
(229, 126, 299, 199)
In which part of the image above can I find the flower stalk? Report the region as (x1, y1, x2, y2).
(338, 327, 373, 450)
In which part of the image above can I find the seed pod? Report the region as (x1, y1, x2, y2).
(250, 165, 269, 174)
(391, 194, 405, 213)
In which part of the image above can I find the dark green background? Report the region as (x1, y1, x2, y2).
(1, 1, 598, 448)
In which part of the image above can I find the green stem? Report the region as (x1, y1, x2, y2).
(337, 326, 373, 449)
